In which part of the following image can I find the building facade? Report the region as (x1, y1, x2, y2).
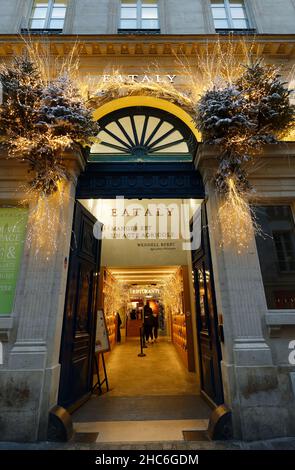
(0, 0, 295, 443)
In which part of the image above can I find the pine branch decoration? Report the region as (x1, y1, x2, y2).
(0, 55, 100, 195)
(196, 61, 295, 196)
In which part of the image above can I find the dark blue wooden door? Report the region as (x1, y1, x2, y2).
(58, 202, 102, 410)
(192, 203, 224, 407)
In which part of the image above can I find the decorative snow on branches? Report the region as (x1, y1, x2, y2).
(196, 61, 295, 250)
(0, 47, 294, 256)
(0, 55, 99, 196)
(197, 62, 294, 193)
(0, 53, 100, 256)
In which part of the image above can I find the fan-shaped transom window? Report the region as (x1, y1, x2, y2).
(90, 107, 197, 163)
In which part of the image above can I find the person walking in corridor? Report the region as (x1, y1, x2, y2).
(143, 300, 154, 343)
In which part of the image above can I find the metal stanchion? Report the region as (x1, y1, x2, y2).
(138, 326, 146, 357)
(142, 325, 148, 348)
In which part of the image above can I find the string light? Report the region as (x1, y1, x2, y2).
(84, 67, 194, 115)
(0, 41, 99, 256)
(103, 270, 128, 318)
(0, 37, 294, 256)
(162, 270, 183, 315)
(21, 180, 71, 258)
(216, 178, 260, 253)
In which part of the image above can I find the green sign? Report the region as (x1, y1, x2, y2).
(0, 208, 28, 315)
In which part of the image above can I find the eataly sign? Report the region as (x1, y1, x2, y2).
(101, 74, 177, 84)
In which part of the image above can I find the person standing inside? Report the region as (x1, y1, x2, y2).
(143, 300, 154, 343)
(130, 309, 137, 320)
(152, 311, 159, 343)
(116, 312, 122, 343)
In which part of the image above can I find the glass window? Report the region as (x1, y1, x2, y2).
(120, 0, 159, 30)
(49, 18, 65, 28)
(214, 19, 229, 28)
(32, 7, 47, 19)
(212, 8, 227, 19)
(142, 7, 158, 18)
(120, 19, 137, 29)
(211, 0, 249, 29)
(231, 7, 246, 18)
(232, 18, 248, 28)
(141, 19, 158, 28)
(254, 206, 295, 309)
(51, 7, 67, 18)
(90, 108, 194, 163)
(29, 0, 67, 30)
(30, 19, 47, 29)
(121, 7, 137, 18)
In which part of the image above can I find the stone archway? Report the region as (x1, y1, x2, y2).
(92, 95, 202, 143)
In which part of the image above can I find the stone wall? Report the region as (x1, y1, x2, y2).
(0, 0, 295, 35)
(197, 144, 295, 440)
(0, 152, 84, 441)
(0, 32, 295, 441)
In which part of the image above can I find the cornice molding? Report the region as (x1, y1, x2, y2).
(196, 142, 295, 171)
(0, 34, 294, 58)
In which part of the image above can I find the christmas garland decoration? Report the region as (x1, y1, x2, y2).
(0, 53, 100, 255)
(88, 68, 195, 116)
(196, 61, 295, 250)
(0, 43, 294, 254)
(90, 63, 294, 251)
(0, 55, 99, 195)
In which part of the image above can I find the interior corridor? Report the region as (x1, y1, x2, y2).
(71, 198, 211, 442)
(99, 337, 198, 397)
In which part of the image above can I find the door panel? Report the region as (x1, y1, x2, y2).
(192, 203, 223, 406)
(58, 202, 102, 410)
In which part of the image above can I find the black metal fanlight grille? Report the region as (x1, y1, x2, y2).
(91, 107, 197, 161)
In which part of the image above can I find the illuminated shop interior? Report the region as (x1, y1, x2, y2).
(79, 198, 202, 380)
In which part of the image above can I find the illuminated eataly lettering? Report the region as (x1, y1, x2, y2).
(112, 208, 174, 217)
(102, 74, 177, 84)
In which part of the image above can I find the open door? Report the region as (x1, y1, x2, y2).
(192, 202, 223, 407)
(58, 201, 102, 411)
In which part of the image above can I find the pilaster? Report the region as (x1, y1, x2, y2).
(0, 149, 85, 442)
(197, 145, 286, 440)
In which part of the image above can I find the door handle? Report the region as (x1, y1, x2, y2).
(218, 324, 224, 343)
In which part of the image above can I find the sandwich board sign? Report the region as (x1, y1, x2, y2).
(95, 309, 110, 353)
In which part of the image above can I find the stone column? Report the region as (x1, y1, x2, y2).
(206, 184, 272, 365)
(1, 151, 84, 442)
(197, 146, 285, 440)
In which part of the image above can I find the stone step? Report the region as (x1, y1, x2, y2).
(74, 419, 209, 443)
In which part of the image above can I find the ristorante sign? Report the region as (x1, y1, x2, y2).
(102, 74, 177, 84)
(130, 288, 161, 296)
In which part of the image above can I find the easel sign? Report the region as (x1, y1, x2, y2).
(95, 309, 110, 353)
(93, 309, 110, 394)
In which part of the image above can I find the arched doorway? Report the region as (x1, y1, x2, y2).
(91, 106, 196, 160)
(58, 102, 223, 440)
(77, 105, 203, 200)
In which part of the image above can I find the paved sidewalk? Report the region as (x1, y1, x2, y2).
(1, 438, 295, 450)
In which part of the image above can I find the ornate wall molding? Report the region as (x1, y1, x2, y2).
(0, 34, 294, 58)
(77, 162, 205, 199)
